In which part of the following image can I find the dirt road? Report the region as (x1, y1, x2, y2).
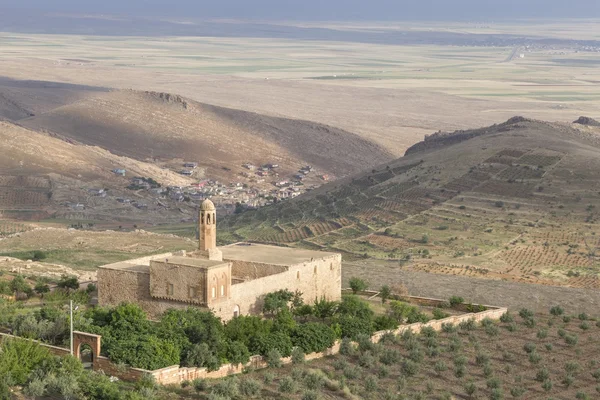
(343, 262, 600, 315)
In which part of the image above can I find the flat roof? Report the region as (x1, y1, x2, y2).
(222, 243, 339, 266)
(151, 256, 228, 269)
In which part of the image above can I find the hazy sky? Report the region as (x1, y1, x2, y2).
(6, 0, 600, 20)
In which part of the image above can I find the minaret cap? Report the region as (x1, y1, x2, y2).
(201, 199, 215, 211)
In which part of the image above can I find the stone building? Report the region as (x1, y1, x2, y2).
(97, 199, 342, 320)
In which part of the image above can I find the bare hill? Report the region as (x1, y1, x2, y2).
(0, 77, 108, 121)
(20, 90, 394, 178)
(220, 118, 600, 289)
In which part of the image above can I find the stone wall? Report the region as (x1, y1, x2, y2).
(212, 254, 342, 320)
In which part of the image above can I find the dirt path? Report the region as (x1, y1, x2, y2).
(343, 262, 600, 315)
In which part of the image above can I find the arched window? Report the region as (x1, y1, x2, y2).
(220, 285, 224, 296)
(296, 271, 300, 280)
(213, 212, 216, 224)
(211, 287, 216, 298)
(206, 213, 211, 224)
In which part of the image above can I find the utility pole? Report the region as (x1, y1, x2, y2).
(70, 300, 73, 356)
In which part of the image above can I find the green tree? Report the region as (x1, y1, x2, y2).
(349, 277, 368, 294)
(57, 275, 80, 291)
(262, 289, 294, 316)
(291, 323, 336, 354)
(380, 285, 391, 304)
(34, 281, 50, 297)
(312, 297, 339, 321)
(183, 343, 220, 371)
(9, 275, 30, 298)
(0, 338, 53, 385)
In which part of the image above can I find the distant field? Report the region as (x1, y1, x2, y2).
(0, 20, 599, 155)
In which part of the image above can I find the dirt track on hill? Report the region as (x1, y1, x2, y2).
(343, 262, 600, 315)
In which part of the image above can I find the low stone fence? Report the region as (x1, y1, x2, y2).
(0, 295, 507, 386)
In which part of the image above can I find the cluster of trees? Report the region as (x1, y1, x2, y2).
(0, 337, 157, 400)
(75, 287, 438, 371)
(0, 274, 85, 300)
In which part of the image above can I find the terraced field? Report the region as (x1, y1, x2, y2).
(220, 118, 600, 288)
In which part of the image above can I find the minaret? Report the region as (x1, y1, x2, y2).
(198, 199, 222, 261)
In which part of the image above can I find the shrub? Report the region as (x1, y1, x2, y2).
(549, 305, 564, 316)
(464, 382, 477, 398)
(529, 351, 542, 365)
(576, 392, 590, 400)
(402, 359, 419, 376)
(563, 374, 574, 388)
(380, 348, 401, 366)
(536, 367, 550, 382)
(192, 378, 208, 393)
(449, 296, 464, 307)
(358, 351, 376, 369)
(377, 365, 389, 378)
(523, 342, 536, 354)
(304, 372, 325, 391)
(339, 337, 355, 356)
(349, 278, 368, 294)
(455, 364, 466, 378)
(279, 376, 297, 393)
(565, 334, 579, 346)
(537, 328, 548, 339)
(239, 378, 262, 397)
(507, 322, 518, 332)
(510, 386, 526, 398)
(441, 323, 456, 333)
(434, 361, 448, 375)
(580, 321, 590, 330)
(291, 347, 305, 364)
(266, 348, 283, 368)
(454, 355, 468, 367)
(343, 365, 360, 380)
(301, 390, 319, 400)
(483, 363, 493, 378)
(518, 308, 534, 320)
(540, 378, 552, 392)
(545, 343, 554, 351)
(592, 369, 600, 382)
(364, 375, 378, 392)
(487, 377, 501, 389)
(563, 315, 572, 323)
(459, 319, 476, 331)
(486, 324, 499, 337)
(578, 313, 589, 321)
(210, 378, 240, 398)
(262, 372, 275, 384)
(397, 376, 406, 391)
(475, 353, 490, 366)
(500, 312, 514, 323)
(565, 361, 580, 375)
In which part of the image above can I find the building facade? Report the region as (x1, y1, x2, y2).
(97, 200, 342, 320)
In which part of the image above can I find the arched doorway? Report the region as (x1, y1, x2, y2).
(79, 344, 94, 370)
(233, 305, 240, 318)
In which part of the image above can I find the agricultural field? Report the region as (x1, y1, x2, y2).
(180, 309, 600, 400)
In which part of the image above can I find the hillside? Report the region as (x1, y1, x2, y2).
(0, 120, 194, 221)
(19, 89, 394, 179)
(220, 117, 600, 289)
(0, 77, 108, 121)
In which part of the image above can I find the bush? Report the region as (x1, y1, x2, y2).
(279, 376, 297, 393)
(455, 364, 466, 378)
(304, 372, 324, 390)
(529, 351, 542, 365)
(523, 342, 536, 354)
(266, 348, 282, 368)
(239, 378, 262, 397)
(0, 338, 53, 385)
(537, 328, 548, 339)
(565, 334, 579, 346)
(550, 305, 564, 316)
(364, 375, 378, 392)
(291, 347, 305, 364)
(402, 359, 419, 376)
(380, 349, 401, 366)
(536, 367, 550, 382)
(518, 308, 534, 320)
(541, 379, 553, 392)
(339, 337, 355, 356)
(449, 296, 464, 307)
(500, 312, 514, 323)
(192, 378, 208, 393)
(211, 377, 239, 398)
(349, 278, 368, 294)
(464, 382, 476, 398)
(434, 361, 448, 375)
(301, 390, 319, 400)
(510, 386, 526, 398)
(358, 351, 376, 369)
